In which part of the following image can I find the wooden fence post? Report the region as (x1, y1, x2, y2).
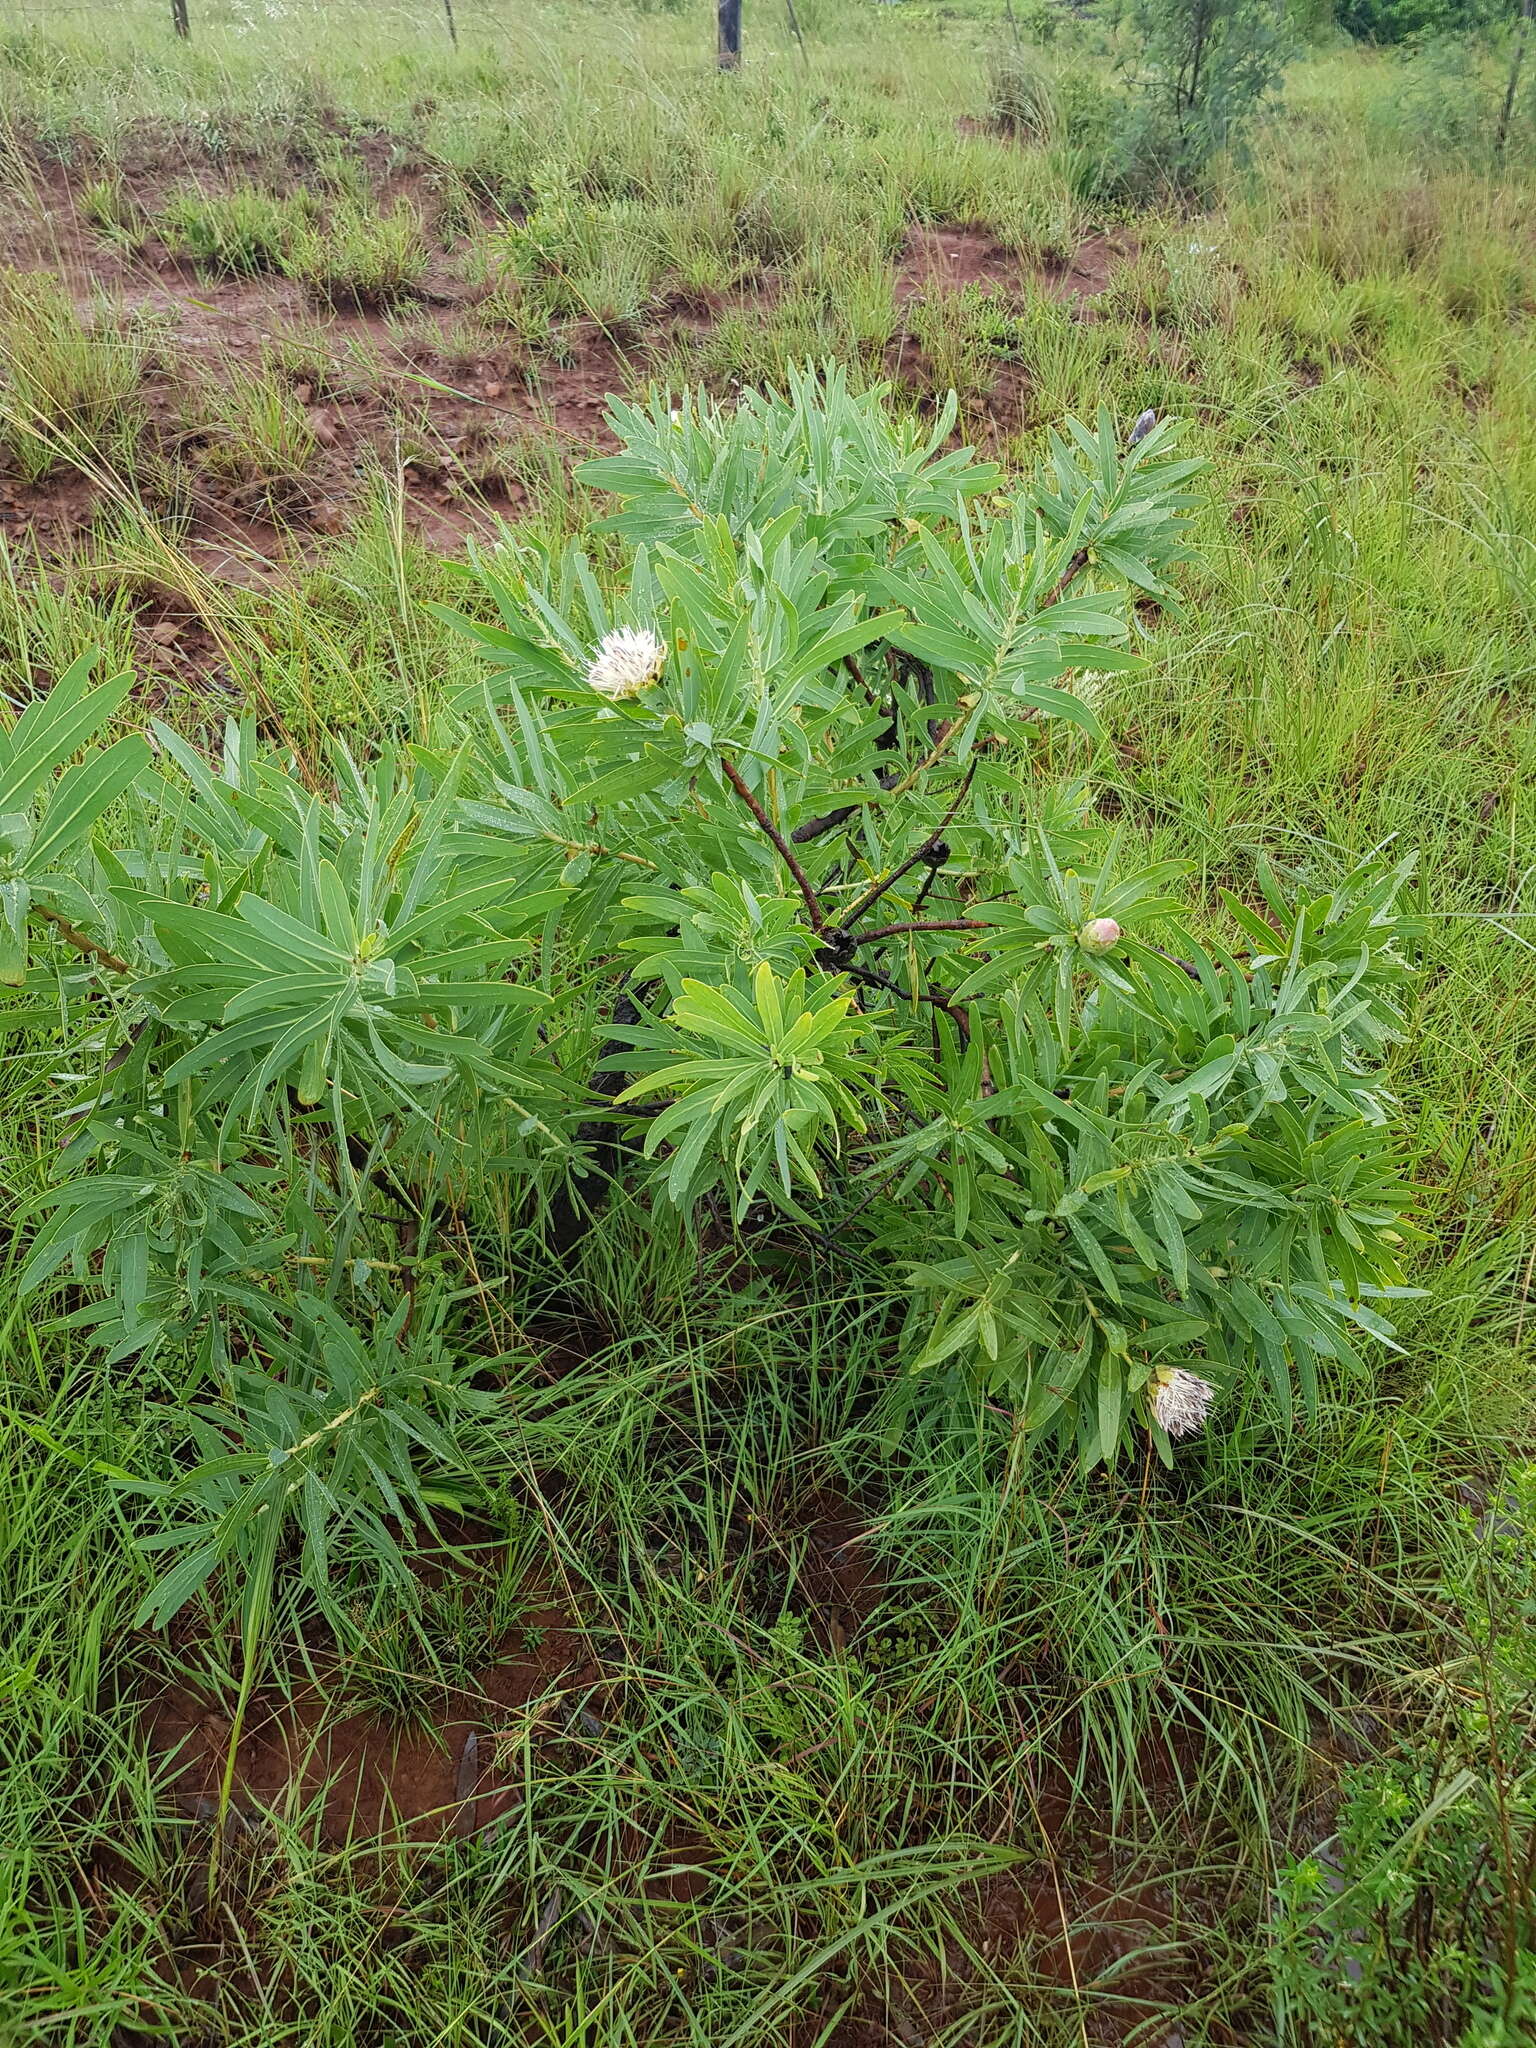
(718, 0, 741, 69)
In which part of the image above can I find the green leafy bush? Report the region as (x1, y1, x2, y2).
(1376, 28, 1536, 168)
(1034, 0, 1292, 202)
(1113, 0, 1296, 197)
(1336, 0, 1490, 45)
(1272, 1467, 1536, 2045)
(6, 368, 1421, 1579)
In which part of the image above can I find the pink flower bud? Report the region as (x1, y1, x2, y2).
(1077, 917, 1121, 955)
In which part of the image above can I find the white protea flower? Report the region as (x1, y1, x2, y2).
(1150, 1367, 1216, 1440)
(586, 625, 666, 700)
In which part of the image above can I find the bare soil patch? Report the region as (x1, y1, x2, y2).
(0, 231, 625, 557)
(0, 162, 628, 565)
(105, 1471, 1225, 2042)
(1, 156, 1137, 722)
(2, 147, 1132, 576)
(146, 1603, 582, 1844)
(896, 224, 1137, 305)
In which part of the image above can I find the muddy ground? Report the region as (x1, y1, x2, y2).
(136, 1490, 1215, 2046)
(1, 151, 1137, 571)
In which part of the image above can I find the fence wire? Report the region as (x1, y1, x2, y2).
(0, 0, 500, 26)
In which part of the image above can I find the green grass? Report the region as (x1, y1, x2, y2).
(0, 3, 1534, 2043)
(0, 271, 150, 484)
(184, 360, 321, 506)
(287, 196, 430, 308)
(157, 185, 311, 276)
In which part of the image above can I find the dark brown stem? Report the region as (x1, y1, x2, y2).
(842, 653, 874, 701)
(1149, 943, 1202, 982)
(847, 963, 969, 1031)
(797, 557, 1087, 854)
(1041, 547, 1090, 610)
(786, 655, 896, 845)
(720, 756, 827, 933)
(848, 920, 985, 947)
(836, 764, 975, 935)
(791, 714, 965, 848)
(910, 862, 942, 922)
(791, 793, 880, 846)
(31, 903, 133, 976)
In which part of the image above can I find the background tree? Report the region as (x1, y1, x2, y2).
(1119, 0, 1294, 190)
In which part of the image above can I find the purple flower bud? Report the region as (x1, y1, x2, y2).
(1077, 917, 1121, 955)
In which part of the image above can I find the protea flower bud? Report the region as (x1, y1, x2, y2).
(1077, 917, 1121, 955)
